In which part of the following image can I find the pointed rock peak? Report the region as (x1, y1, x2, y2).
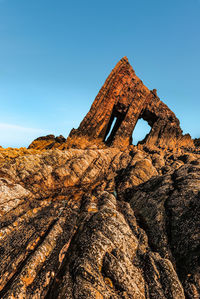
(68, 58, 193, 149)
(120, 56, 129, 63)
(29, 58, 194, 150)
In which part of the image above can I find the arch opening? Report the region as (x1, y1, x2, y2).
(104, 116, 118, 143)
(132, 118, 151, 145)
(103, 105, 127, 145)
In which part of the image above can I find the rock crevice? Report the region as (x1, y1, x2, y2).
(0, 57, 199, 298)
(68, 57, 193, 149)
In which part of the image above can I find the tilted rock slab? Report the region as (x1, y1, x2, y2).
(0, 147, 199, 298)
(68, 57, 193, 149)
(29, 57, 193, 150)
(0, 57, 199, 298)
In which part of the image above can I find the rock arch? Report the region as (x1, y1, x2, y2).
(69, 57, 193, 149)
(132, 118, 151, 145)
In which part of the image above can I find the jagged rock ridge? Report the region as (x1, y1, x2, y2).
(0, 58, 199, 299)
(69, 57, 193, 149)
(29, 57, 194, 150)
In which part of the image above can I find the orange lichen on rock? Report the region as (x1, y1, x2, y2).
(0, 147, 43, 167)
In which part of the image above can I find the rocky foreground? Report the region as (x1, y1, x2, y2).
(0, 58, 199, 298)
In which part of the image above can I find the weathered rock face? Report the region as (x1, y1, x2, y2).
(121, 161, 200, 299)
(29, 57, 193, 150)
(0, 145, 199, 298)
(194, 138, 200, 148)
(68, 57, 193, 149)
(0, 57, 199, 298)
(28, 135, 66, 150)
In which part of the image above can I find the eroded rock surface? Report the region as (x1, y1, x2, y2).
(0, 145, 199, 298)
(68, 57, 194, 149)
(29, 57, 193, 150)
(0, 57, 199, 298)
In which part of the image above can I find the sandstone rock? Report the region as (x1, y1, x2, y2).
(1, 146, 199, 298)
(29, 57, 194, 150)
(28, 135, 66, 150)
(45, 193, 185, 299)
(0, 147, 41, 167)
(151, 153, 165, 169)
(178, 153, 197, 164)
(68, 57, 194, 149)
(194, 138, 200, 147)
(120, 161, 200, 298)
(0, 57, 199, 298)
(116, 158, 158, 200)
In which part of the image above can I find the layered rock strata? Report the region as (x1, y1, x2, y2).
(0, 146, 199, 298)
(69, 57, 193, 149)
(0, 57, 199, 298)
(29, 57, 194, 150)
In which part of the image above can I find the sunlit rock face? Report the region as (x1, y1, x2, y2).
(68, 57, 193, 149)
(29, 57, 194, 151)
(0, 58, 199, 298)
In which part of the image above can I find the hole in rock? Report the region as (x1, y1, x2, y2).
(132, 118, 151, 145)
(104, 116, 118, 143)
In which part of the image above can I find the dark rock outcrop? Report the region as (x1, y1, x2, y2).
(194, 138, 200, 148)
(120, 161, 200, 299)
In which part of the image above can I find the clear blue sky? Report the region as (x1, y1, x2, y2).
(0, 0, 199, 147)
